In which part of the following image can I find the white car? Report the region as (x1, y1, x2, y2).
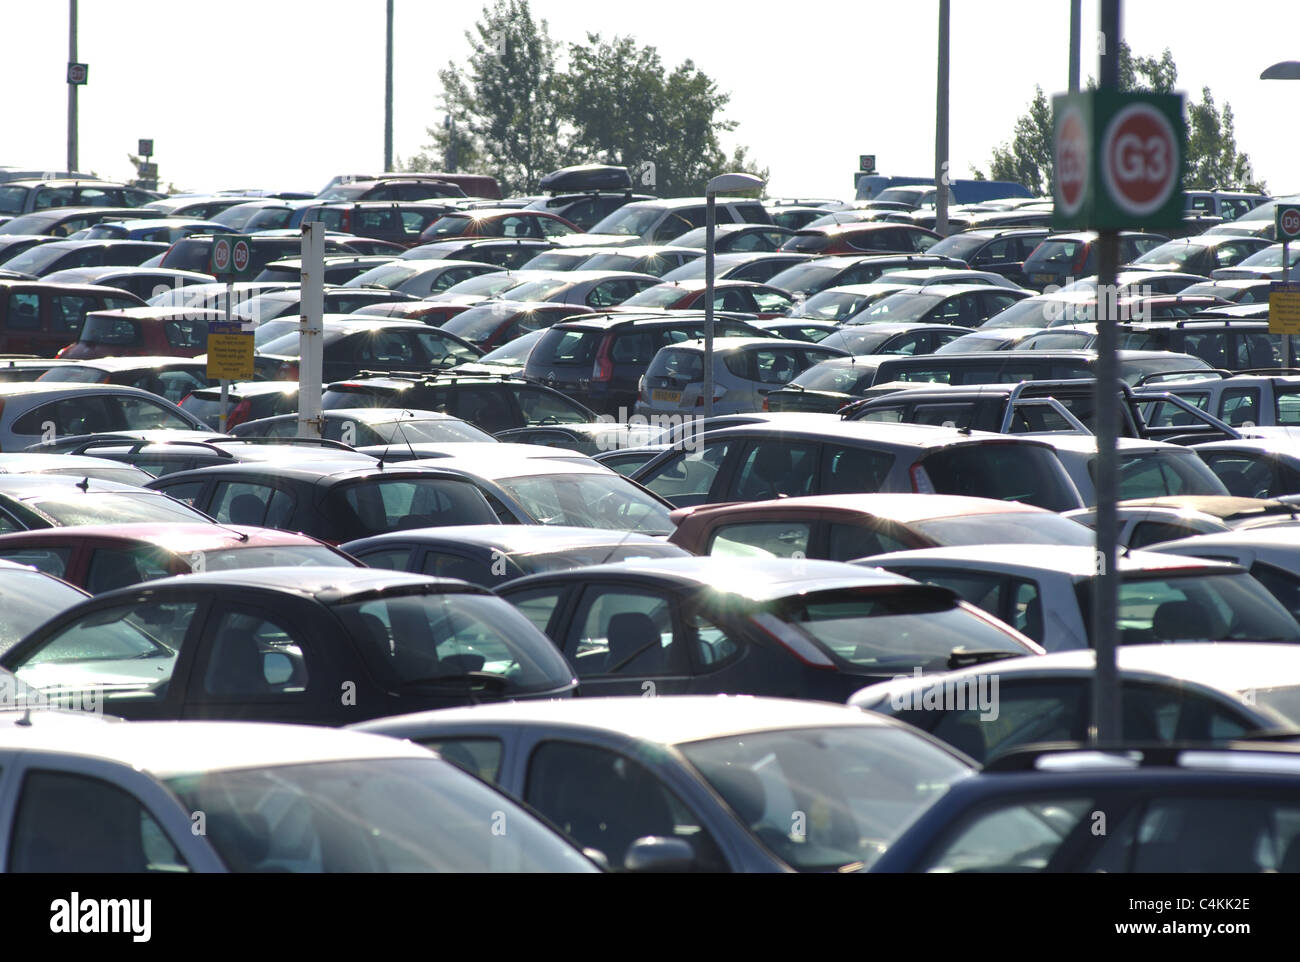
(1030, 434, 1230, 506)
(861, 544, 1300, 652)
(0, 711, 597, 873)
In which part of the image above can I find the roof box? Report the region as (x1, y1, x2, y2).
(539, 164, 632, 193)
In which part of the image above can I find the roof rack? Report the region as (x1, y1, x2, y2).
(1132, 368, 1232, 386)
(984, 740, 1300, 773)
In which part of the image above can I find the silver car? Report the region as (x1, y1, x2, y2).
(634, 337, 847, 417)
(0, 382, 210, 452)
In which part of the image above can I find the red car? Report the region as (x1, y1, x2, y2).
(56, 307, 239, 359)
(351, 300, 476, 326)
(619, 279, 795, 318)
(419, 209, 579, 243)
(0, 522, 362, 593)
(780, 223, 941, 256)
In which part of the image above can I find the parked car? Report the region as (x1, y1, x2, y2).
(0, 712, 597, 873)
(667, 493, 1095, 561)
(922, 228, 1051, 286)
(438, 302, 595, 351)
(1020, 231, 1168, 290)
(1063, 495, 1300, 549)
(1030, 434, 1230, 506)
(231, 408, 495, 446)
(0, 280, 141, 355)
(0, 523, 360, 593)
(36, 355, 221, 405)
(254, 317, 482, 382)
(667, 223, 794, 252)
(619, 279, 795, 317)
(37, 435, 371, 477)
(341, 258, 502, 297)
(402, 238, 557, 269)
(631, 421, 1085, 511)
(0, 381, 209, 450)
(1210, 243, 1300, 281)
(419, 209, 578, 243)
(495, 557, 1038, 704)
(0, 474, 217, 530)
(0, 240, 169, 279)
(1125, 235, 1273, 276)
(869, 742, 1300, 873)
(353, 695, 974, 872)
(555, 197, 773, 248)
(234, 287, 419, 324)
(0, 560, 90, 655)
(59, 306, 237, 360)
(1194, 438, 1300, 499)
(0, 451, 155, 486)
(343, 524, 687, 588)
(634, 337, 847, 417)
(660, 251, 816, 285)
(180, 380, 301, 430)
(765, 254, 971, 297)
(852, 285, 1032, 327)
(492, 421, 664, 456)
(0, 207, 164, 240)
(0, 179, 159, 216)
(865, 544, 1300, 652)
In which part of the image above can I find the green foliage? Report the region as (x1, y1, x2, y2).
(415, 8, 762, 197)
(987, 86, 1053, 195)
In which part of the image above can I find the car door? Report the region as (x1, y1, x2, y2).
(724, 438, 820, 501)
(635, 436, 741, 507)
(558, 583, 694, 696)
(180, 599, 336, 723)
(206, 479, 298, 529)
(979, 290, 1024, 321)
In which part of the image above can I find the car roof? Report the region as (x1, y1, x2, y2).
(696, 418, 1052, 450)
(359, 694, 893, 747)
(682, 492, 1053, 523)
(658, 336, 832, 354)
(122, 564, 479, 602)
(401, 454, 611, 479)
(0, 381, 192, 401)
(0, 522, 324, 550)
(0, 715, 432, 777)
(346, 524, 671, 553)
(868, 544, 1236, 577)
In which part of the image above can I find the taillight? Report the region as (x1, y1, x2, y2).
(279, 361, 299, 380)
(762, 397, 770, 411)
(226, 399, 253, 428)
(55, 344, 70, 358)
(749, 613, 836, 669)
(1072, 245, 1090, 275)
(910, 463, 936, 493)
(592, 337, 614, 382)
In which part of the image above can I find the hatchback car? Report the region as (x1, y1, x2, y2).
(1031, 434, 1231, 506)
(0, 474, 217, 531)
(620, 280, 795, 318)
(3, 566, 580, 724)
(232, 408, 494, 446)
(1021, 231, 1169, 290)
(254, 317, 481, 382)
(0, 240, 169, 279)
(437, 301, 595, 351)
(781, 223, 941, 256)
(0, 560, 90, 655)
(866, 545, 1300, 652)
(36, 355, 220, 405)
(0, 280, 142, 355)
(353, 695, 973, 873)
(341, 258, 502, 297)
(59, 306, 234, 360)
(419, 209, 578, 243)
(0, 381, 209, 450)
(496, 558, 1039, 702)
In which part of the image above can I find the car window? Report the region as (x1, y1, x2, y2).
(85, 544, 174, 593)
(6, 292, 40, 331)
(209, 482, 277, 526)
(14, 397, 116, 437)
(118, 395, 195, 431)
(420, 550, 490, 585)
(152, 479, 205, 506)
(502, 586, 567, 636)
(418, 737, 504, 783)
(348, 545, 412, 571)
(825, 522, 910, 562)
(821, 443, 893, 495)
(0, 545, 72, 579)
(707, 521, 810, 559)
(524, 740, 725, 871)
(514, 386, 589, 425)
(1219, 388, 1261, 427)
(1130, 796, 1300, 872)
(336, 477, 498, 538)
(567, 587, 684, 677)
(752, 349, 803, 385)
(921, 797, 1095, 872)
(10, 598, 197, 703)
(729, 440, 818, 501)
(8, 770, 188, 873)
(638, 439, 734, 507)
(199, 609, 310, 697)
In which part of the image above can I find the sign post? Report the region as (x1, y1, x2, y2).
(1052, 8, 1185, 745)
(207, 235, 255, 431)
(1274, 205, 1300, 364)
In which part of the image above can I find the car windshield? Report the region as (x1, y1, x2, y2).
(1028, 239, 1082, 267)
(1130, 242, 1206, 270)
(332, 590, 574, 693)
(500, 278, 571, 302)
(0, 570, 87, 656)
(916, 443, 1082, 512)
(478, 328, 546, 364)
(926, 234, 992, 261)
(28, 492, 212, 526)
(792, 290, 873, 321)
(788, 363, 873, 394)
(911, 512, 1096, 546)
(165, 757, 595, 872)
(765, 264, 839, 295)
(857, 293, 944, 323)
(192, 545, 354, 571)
(344, 263, 419, 289)
(441, 305, 528, 341)
(330, 477, 499, 539)
(981, 296, 1094, 329)
(622, 284, 689, 308)
(0, 186, 31, 216)
(235, 294, 296, 324)
(1078, 572, 1300, 644)
(439, 273, 526, 297)
(933, 333, 1010, 353)
(1102, 450, 1229, 498)
(586, 206, 663, 237)
(1235, 246, 1300, 269)
(769, 586, 1029, 673)
(2, 245, 70, 275)
(680, 726, 969, 872)
(496, 472, 674, 534)
(1250, 686, 1300, 727)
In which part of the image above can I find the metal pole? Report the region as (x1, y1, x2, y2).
(934, 0, 950, 236)
(384, 0, 394, 172)
(1285, 240, 1292, 366)
(1068, 0, 1081, 92)
(703, 191, 716, 419)
(1091, 0, 1122, 747)
(298, 222, 325, 438)
(219, 280, 231, 433)
(67, 0, 77, 172)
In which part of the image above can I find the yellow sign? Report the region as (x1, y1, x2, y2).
(1270, 283, 1300, 336)
(206, 332, 255, 381)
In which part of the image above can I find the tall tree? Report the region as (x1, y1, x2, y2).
(988, 86, 1053, 195)
(409, 0, 566, 194)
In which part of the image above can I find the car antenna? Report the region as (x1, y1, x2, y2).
(393, 410, 419, 462)
(76, 476, 89, 491)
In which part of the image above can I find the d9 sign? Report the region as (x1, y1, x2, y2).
(1053, 90, 1185, 231)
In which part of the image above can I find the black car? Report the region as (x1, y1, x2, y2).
(924, 228, 1051, 287)
(289, 201, 457, 247)
(321, 371, 597, 433)
(1125, 235, 1274, 277)
(146, 460, 500, 542)
(522, 313, 765, 416)
(180, 380, 301, 430)
(0, 207, 165, 240)
(869, 743, 1300, 873)
(0, 474, 216, 530)
(255, 317, 482, 382)
(667, 223, 795, 253)
(1116, 318, 1297, 370)
(0, 241, 170, 279)
(1021, 231, 1169, 291)
(343, 524, 688, 588)
(400, 238, 556, 269)
(764, 254, 972, 297)
(495, 557, 1037, 701)
(0, 567, 578, 724)
(524, 193, 658, 232)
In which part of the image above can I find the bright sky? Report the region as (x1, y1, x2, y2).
(4, 0, 1297, 199)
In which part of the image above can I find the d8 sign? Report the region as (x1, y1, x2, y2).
(1052, 90, 1186, 230)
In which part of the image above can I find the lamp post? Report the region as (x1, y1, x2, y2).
(703, 172, 765, 419)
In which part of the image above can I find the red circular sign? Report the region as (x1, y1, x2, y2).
(1102, 104, 1178, 216)
(211, 238, 231, 272)
(1282, 209, 1300, 239)
(1055, 106, 1088, 216)
(232, 240, 251, 273)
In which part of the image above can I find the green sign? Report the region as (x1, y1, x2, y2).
(1277, 204, 1300, 242)
(1052, 90, 1186, 230)
(208, 234, 255, 279)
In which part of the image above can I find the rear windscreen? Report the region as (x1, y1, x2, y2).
(535, 328, 599, 366)
(917, 443, 1081, 511)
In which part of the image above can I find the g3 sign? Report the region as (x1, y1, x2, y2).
(1053, 90, 1186, 230)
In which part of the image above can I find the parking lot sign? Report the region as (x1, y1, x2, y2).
(1269, 282, 1300, 335)
(1053, 90, 1185, 230)
(1277, 204, 1300, 242)
(209, 237, 232, 276)
(206, 321, 255, 381)
(209, 235, 254, 280)
(66, 62, 88, 85)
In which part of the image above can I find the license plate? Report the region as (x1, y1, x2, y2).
(1031, 273, 1055, 286)
(652, 389, 681, 403)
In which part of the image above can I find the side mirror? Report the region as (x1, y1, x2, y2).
(623, 836, 696, 873)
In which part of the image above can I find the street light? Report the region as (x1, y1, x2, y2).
(703, 172, 765, 419)
(1261, 61, 1300, 79)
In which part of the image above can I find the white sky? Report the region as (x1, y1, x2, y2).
(3, 0, 1297, 198)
